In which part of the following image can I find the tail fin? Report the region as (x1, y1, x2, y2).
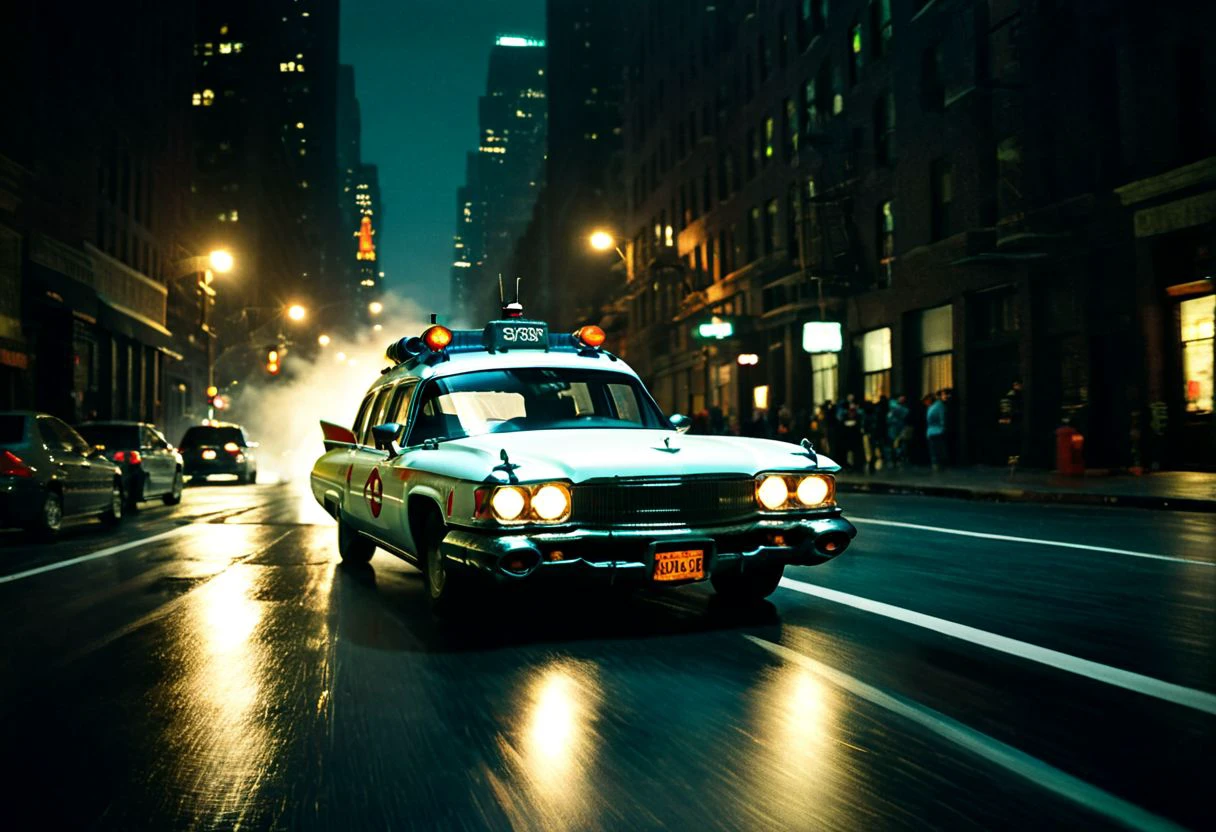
(320, 420, 357, 452)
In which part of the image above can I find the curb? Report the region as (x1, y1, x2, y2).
(835, 481, 1216, 513)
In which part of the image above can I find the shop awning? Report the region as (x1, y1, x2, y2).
(97, 296, 175, 351)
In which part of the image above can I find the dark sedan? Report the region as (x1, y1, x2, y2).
(179, 423, 258, 484)
(76, 421, 184, 509)
(0, 411, 124, 535)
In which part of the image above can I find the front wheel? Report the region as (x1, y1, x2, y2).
(163, 470, 183, 505)
(337, 509, 374, 564)
(710, 562, 784, 603)
(100, 480, 124, 526)
(423, 517, 468, 616)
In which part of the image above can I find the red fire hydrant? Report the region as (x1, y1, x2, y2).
(1055, 425, 1085, 475)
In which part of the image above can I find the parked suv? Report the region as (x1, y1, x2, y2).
(179, 423, 258, 484)
(0, 411, 124, 535)
(76, 421, 184, 508)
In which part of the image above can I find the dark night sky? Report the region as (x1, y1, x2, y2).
(340, 0, 546, 316)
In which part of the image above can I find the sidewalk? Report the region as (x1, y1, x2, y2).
(834, 465, 1216, 513)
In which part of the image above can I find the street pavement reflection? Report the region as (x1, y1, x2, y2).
(0, 482, 1211, 830)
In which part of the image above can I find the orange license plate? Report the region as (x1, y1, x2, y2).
(653, 549, 706, 582)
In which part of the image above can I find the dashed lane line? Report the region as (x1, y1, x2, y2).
(848, 516, 1212, 567)
(744, 635, 1187, 832)
(778, 577, 1216, 716)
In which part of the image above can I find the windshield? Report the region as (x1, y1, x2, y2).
(406, 368, 665, 445)
(77, 424, 140, 450)
(180, 426, 244, 448)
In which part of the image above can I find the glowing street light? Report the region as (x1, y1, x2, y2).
(368, 300, 384, 316)
(317, 334, 331, 347)
(589, 230, 614, 251)
(287, 304, 306, 322)
(335, 351, 347, 363)
(208, 249, 235, 273)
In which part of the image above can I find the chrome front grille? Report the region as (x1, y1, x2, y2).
(571, 477, 756, 528)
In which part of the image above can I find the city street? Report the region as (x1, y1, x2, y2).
(1, 483, 1212, 831)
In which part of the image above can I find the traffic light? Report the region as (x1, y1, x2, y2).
(266, 348, 280, 375)
(206, 385, 219, 406)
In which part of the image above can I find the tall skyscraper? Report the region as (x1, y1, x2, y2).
(450, 36, 547, 322)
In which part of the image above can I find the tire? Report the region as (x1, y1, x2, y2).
(100, 479, 124, 526)
(710, 562, 784, 603)
(162, 470, 184, 505)
(126, 473, 147, 509)
(422, 514, 467, 616)
(26, 489, 63, 537)
(337, 509, 374, 564)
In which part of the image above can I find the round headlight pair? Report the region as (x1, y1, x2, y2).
(490, 483, 570, 522)
(756, 474, 833, 510)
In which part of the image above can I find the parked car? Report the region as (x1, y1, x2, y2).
(0, 411, 124, 535)
(76, 421, 184, 508)
(179, 422, 258, 484)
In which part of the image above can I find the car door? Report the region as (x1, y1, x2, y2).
(142, 426, 171, 495)
(346, 384, 395, 534)
(377, 380, 418, 542)
(39, 417, 91, 515)
(63, 419, 114, 511)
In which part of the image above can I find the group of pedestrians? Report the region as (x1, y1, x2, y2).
(804, 389, 954, 472)
(685, 388, 956, 472)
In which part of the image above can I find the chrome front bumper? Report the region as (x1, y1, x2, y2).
(438, 512, 857, 584)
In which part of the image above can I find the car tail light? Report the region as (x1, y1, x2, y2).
(223, 441, 241, 454)
(113, 450, 142, 464)
(0, 450, 33, 478)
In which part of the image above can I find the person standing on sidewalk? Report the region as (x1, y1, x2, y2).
(836, 394, 864, 470)
(887, 394, 910, 467)
(926, 389, 950, 471)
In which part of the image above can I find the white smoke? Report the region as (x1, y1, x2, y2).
(224, 292, 433, 490)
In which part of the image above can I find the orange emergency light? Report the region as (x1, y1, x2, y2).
(422, 325, 453, 351)
(573, 325, 606, 348)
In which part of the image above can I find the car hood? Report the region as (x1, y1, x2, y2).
(433, 429, 838, 483)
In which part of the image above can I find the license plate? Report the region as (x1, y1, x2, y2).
(653, 549, 705, 582)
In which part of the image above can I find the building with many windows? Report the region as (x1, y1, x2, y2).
(618, 0, 1214, 470)
(450, 36, 548, 323)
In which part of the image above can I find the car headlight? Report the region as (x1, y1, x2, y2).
(796, 475, 832, 507)
(531, 484, 571, 521)
(756, 475, 790, 511)
(490, 486, 527, 521)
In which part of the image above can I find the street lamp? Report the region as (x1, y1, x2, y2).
(287, 304, 306, 322)
(368, 300, 384, 316)
(587, 228, 626, 261)
(208, 249, 235, 274)
(317, 333, 331, 347)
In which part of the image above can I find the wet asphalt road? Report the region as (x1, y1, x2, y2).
(1, 481, 1213, 831)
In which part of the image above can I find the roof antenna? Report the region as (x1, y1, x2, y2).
(498, 274, 505, 306)
(429, 312, 437, 325)
(515, 276, 521, 304)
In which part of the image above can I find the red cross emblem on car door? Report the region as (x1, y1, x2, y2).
(363, 468, 383, 518)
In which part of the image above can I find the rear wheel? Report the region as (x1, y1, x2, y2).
(100, 480, 123, 526)
(162, 470, 183, 505)
(710, 562, 784, 603)
(26, 489, 63, 537)
(337, 509, 374, 564)
(422, 514, 468, 616)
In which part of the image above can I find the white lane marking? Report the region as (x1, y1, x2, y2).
(744, 635, 1187, 832)
(848, 516, 1213, 567)
(0, 526, 191, 585)
(778, 578, 1216, 716)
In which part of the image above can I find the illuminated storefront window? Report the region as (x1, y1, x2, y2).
(1181, 294, 1214, 414)
(919, 304, 954, 397)
(861, 327, 892, 400)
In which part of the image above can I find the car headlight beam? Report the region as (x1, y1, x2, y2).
(531, 484, 570, 521)
(757, 475, 790, 511)
(796, 475, 831, 507)
(490, 486, 527, 521)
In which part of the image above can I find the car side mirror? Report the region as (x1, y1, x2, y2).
(669, 414, 691, 434)
(372, 422, 403, 456)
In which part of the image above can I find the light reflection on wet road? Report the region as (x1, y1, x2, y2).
(0, 483, 1212, 830)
